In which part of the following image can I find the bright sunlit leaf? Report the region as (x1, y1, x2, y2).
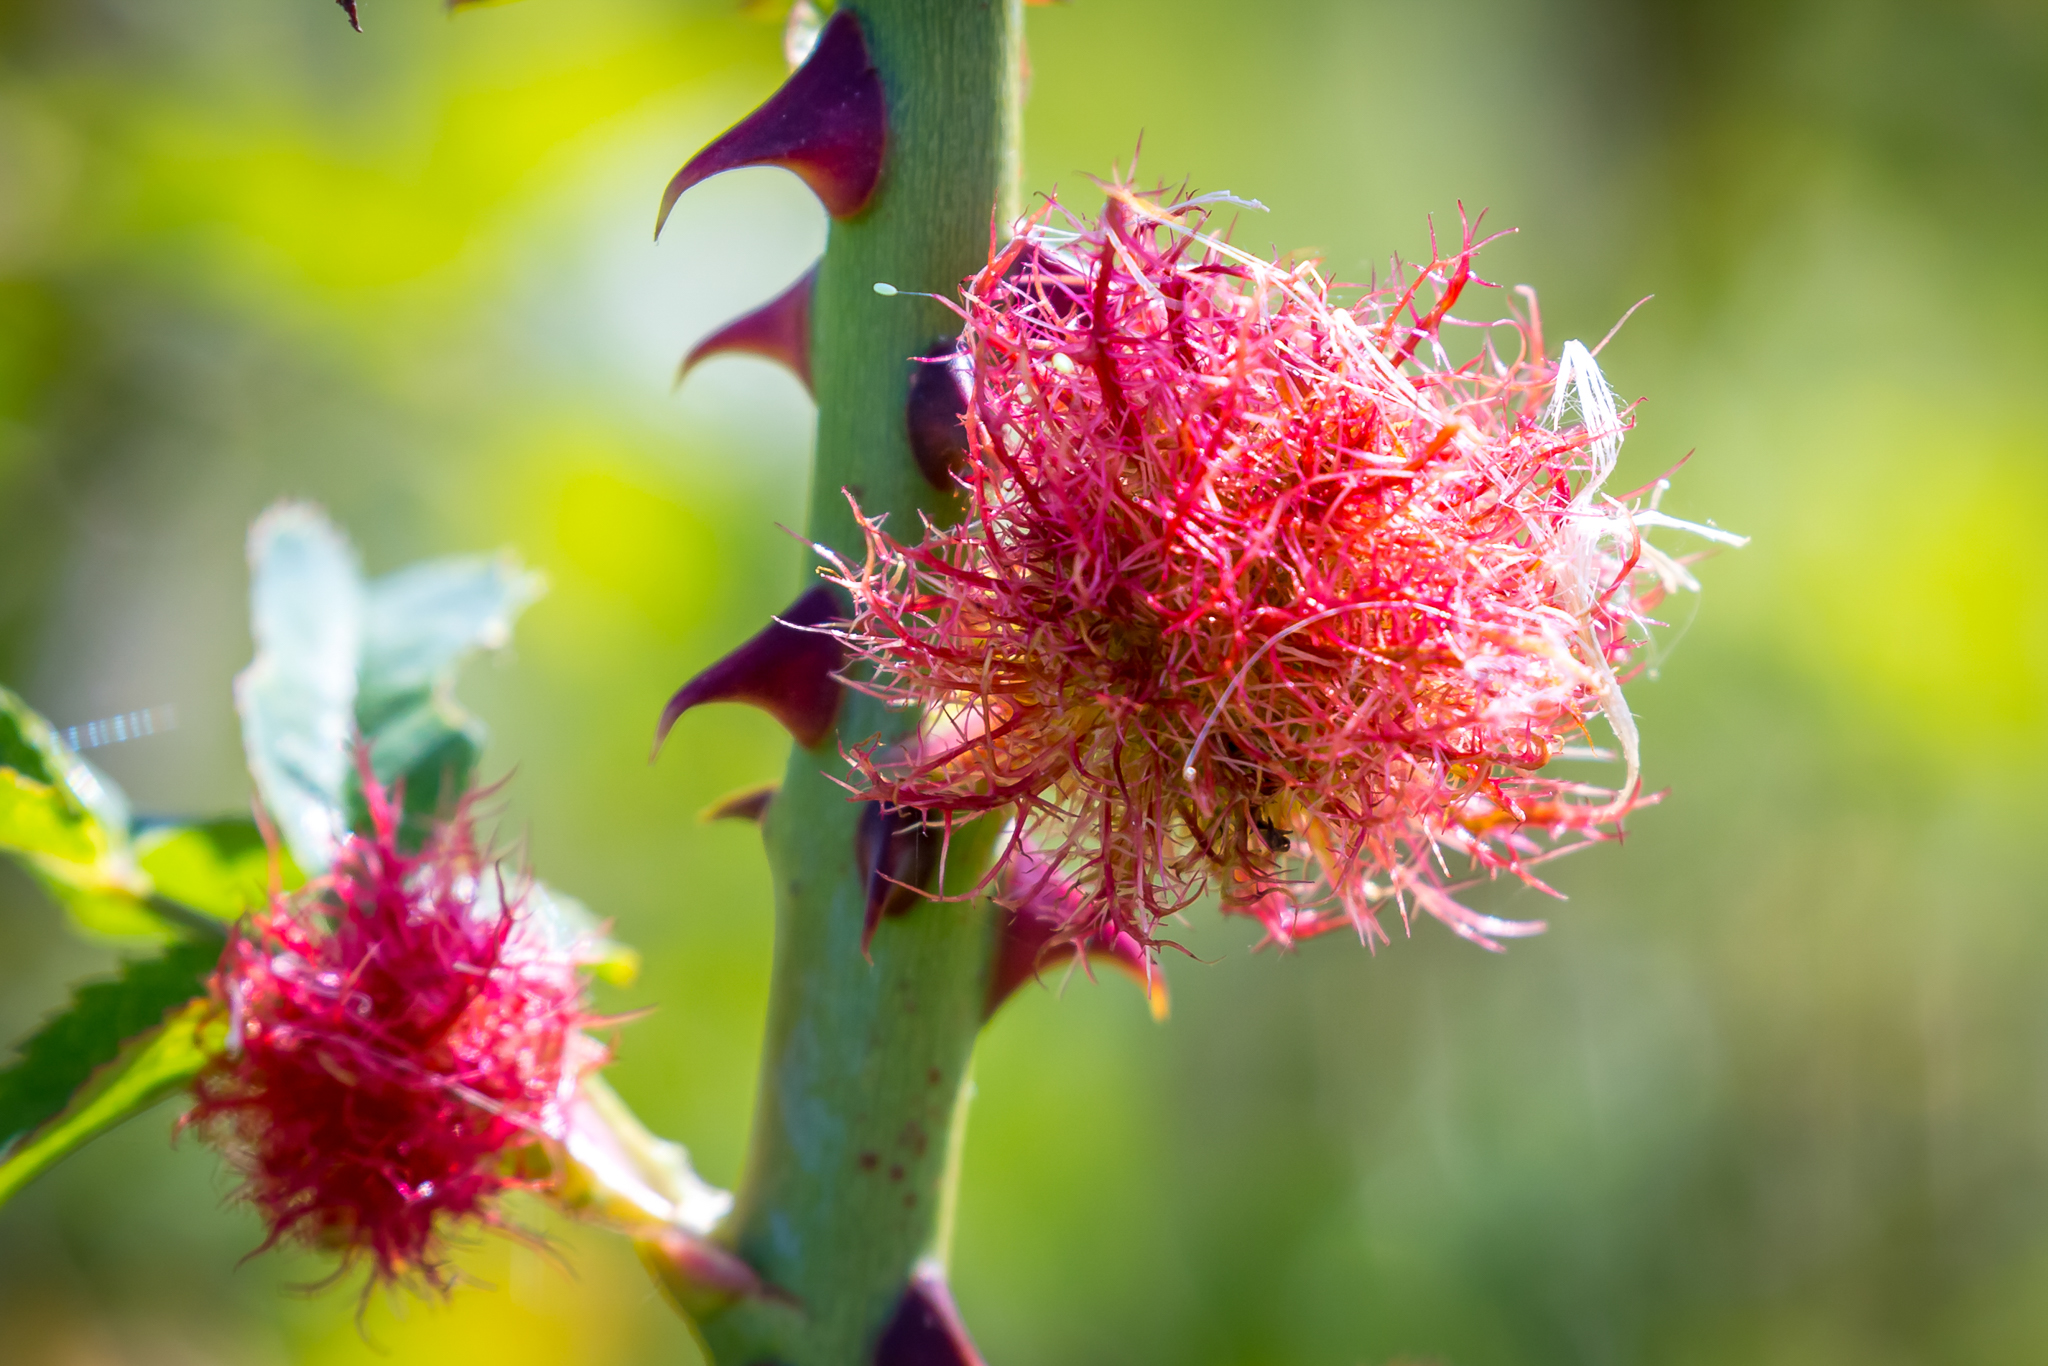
(0, 686, 166, 940)
(0, 767, 97, 865)
(135, 818, 303, 923)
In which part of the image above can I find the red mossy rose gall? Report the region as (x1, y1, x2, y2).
(829, 183, 1737, 953)
(188, 774, 601, 1291)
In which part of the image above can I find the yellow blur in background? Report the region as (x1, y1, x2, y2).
(2, 1, 2045, 1364)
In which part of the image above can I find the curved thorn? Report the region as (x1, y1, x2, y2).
(679, 266, 817, 393)
(702, 784, 777, 825)
(906, 342, 970, 490)
(655, 8, 885, 235)
(857, 802, 943, 960)
(653, 586, 844, 754)
(640, 1229, 763, 1300)
(875, 1264, 986, 1366)
(986, 840, 1167, 1020)
(637, 1229, 798, 1322)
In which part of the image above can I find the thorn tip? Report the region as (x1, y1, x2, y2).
(857, 802, 943, 957)
(986, 840, 1165, 1018)
(874, 1265, 986, 1366)
(655, 9, 885, 234)
(654, 586, 845, 754)
(679, 265, 817, 393)
(702, 785, 777, 825)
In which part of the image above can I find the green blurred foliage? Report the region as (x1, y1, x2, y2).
(1, 0, 2045, 1363)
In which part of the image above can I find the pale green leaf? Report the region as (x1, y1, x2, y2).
(234, 502, 363, 875)
(558, 1074, 730, 1233)
(357, 552, 544, 720)
(524, 880, 640, 988)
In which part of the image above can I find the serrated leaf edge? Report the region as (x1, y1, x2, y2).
(0, 998, 226, 1207)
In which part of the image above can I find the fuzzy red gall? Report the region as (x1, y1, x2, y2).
(829, 184, 1735, 952)
(188, 776, 601, 1292)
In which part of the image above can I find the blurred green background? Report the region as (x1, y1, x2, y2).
(2, 0, 2045, 1362)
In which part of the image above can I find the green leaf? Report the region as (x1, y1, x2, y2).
(348, 693, 486, 849)
(349, 552, 543, 847)
(229, 510, 541, 858)
(234, 502, 363, 876)
(135, 818, 303, 922)
(0, 940, 224, 1206)
(1, 686, 84, 802)
(1, 685, 134, 861)
(27, 878, 178, 941)
(3, 689, 284, 940)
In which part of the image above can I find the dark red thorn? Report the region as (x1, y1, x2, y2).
(906, 343, 970, 490)
(986, 842, 1167, 1020)
(680, 266, 816, 393)
(703, 784, 776, 825)
(874, 1265, 986, 1366)
(1003, 243, 1090, 320)
(653, 586, 844, 754)
(655, 8, 885, 234)
(856, 802, 943, 959)
(637, 1229, 801, 1326)
(640, 1229, 768, 1303)
(335, 0, 361, 30)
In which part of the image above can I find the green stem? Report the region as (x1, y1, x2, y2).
(697, 4, 1023, 1361)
